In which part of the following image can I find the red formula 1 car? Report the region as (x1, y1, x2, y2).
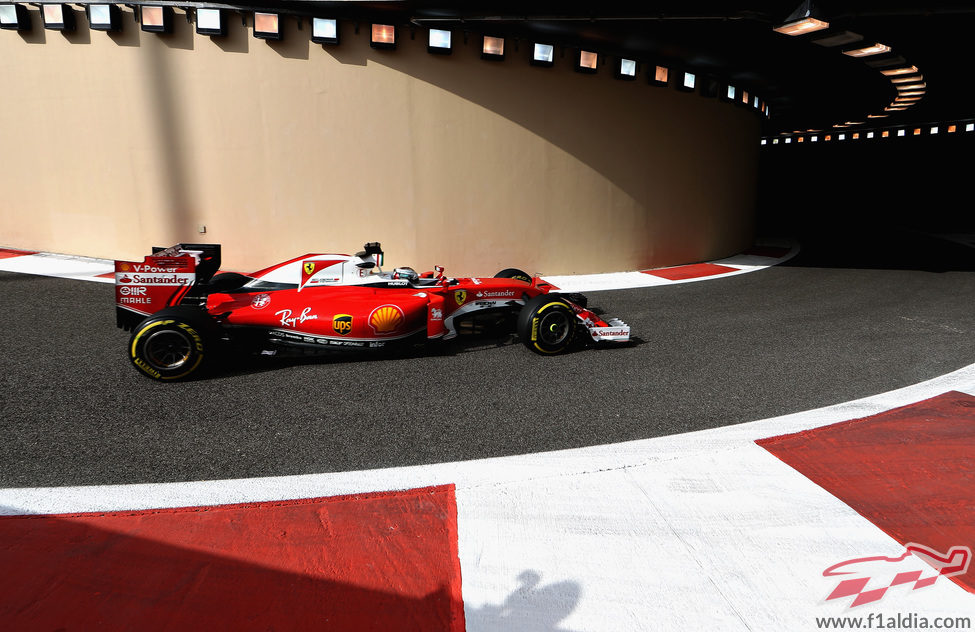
(115, 243, 631, 381)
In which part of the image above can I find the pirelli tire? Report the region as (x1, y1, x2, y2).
(129, 308, 218, 381)
(517, 294, 577, 355)
(494, 268, 533, 283)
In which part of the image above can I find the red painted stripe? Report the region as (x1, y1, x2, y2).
(96, 271, 116, 279)
(757, 391, 975, 593)
(643, 262, 739, 281)
(0, 485, 465, 631)
(0, 248, 36, 259)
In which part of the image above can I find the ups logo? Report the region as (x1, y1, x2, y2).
(332, 314, 353, 336)
(454, 290, 467, 306)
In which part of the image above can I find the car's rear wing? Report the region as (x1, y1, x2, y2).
(115, 243, 221, 330)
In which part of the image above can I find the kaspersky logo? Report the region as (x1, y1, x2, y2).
(332, 314, 353, 336)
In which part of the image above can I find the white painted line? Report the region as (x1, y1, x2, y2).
(543, 241, 799, 292)
(0, 251, 114, 284)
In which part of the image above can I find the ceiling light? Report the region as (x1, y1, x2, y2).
(481, 36, 504, 60)
(843, 43, 891, 57)
(881, 66, 919, 76)
(577, 50, 598, 73)
(254, 12, 281, 40)
(370, 24, 395, 49)
(140, 5, 171, 33)
(773, 17, 828, 36)
(196, 8, 225, 37)
(0, 4, 31, 31)
(773, 0, 829, 35)
(88, 4, 120, 32)
(531, 43, 554, 67)
(897, 91, 925, 97)
(311, 18, 338, 45)
(427, 28, 450, 54)
(616, 58, 637, 80)
(42, 3, 75, 31)
(890, 75, 923, 84)
(896, 83, 926, 91)
(650, 65, 669, 87)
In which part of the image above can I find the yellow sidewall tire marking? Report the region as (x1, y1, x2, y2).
(530, 301, 573, 354)
(131, 319, 205, 380)
(130, 319, 175, 359)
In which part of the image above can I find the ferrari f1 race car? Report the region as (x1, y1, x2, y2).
(115, 243, 631, 381)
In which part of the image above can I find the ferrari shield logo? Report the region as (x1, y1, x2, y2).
(303, 262, 316, 275)
(454, 290, 467, 306)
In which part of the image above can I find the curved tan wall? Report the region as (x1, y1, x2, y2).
(0, 7, 760, 275)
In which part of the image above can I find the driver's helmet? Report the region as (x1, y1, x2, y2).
(392, 267, 419, 282)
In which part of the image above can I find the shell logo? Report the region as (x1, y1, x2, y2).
(369, 304, 405, 335)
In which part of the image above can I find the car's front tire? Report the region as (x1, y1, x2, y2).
(517, 294, 577, 355)
(129, 310, 215, 381)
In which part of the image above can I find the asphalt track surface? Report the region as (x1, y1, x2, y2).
(3, 230, 974, 488)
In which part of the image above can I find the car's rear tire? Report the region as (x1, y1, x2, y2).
(129, 309, 216, 381)
(517, 294, 576, 355)
(495, 268, 532, 283)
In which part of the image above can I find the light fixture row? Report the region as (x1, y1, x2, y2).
(1, 4, 771, 116)
(0, 3, 340, 39)
(761, 121, 975, 145)
(772, 7, 926, 129)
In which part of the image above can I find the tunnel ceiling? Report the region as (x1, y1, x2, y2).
(209, 0, 974, 134)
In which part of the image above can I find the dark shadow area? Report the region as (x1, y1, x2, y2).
(758, 131, 975, 272)
(264, 16, 309, 60)
(160, 9, 194, 51)
(17, 9, 45, 44)
(468, 571, 583, 632)
(108, 10, 141, 47)
(60, 9, 91, 45)
(212, 10, 249, 54)
(322, 20, 366, 66)
(143, 32, 195, 242)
